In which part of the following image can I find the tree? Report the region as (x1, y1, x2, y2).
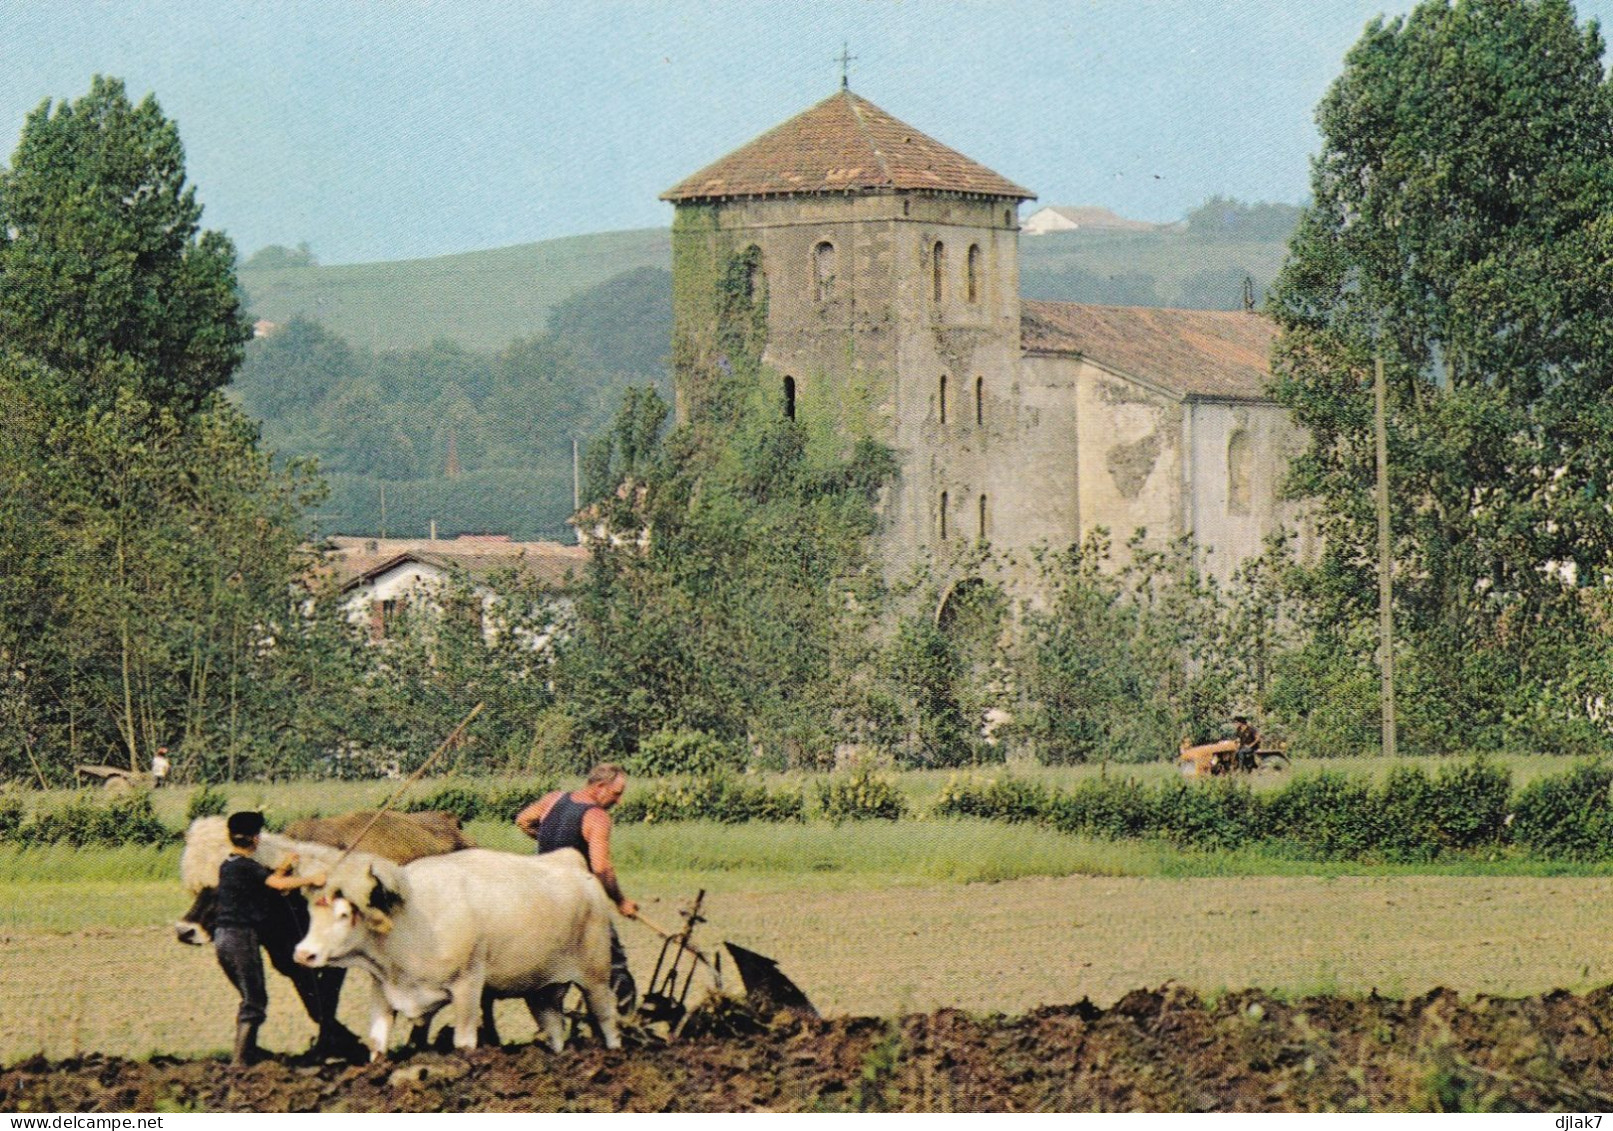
(1266, 0, 1613, 745)
(0, 75, 250, 415)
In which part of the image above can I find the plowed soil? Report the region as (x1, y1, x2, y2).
(7, 985, 1613, 1113)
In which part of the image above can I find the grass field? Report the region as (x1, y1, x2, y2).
(238, 228, 673, 352)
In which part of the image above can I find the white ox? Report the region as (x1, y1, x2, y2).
(292, 847, 620, 1057)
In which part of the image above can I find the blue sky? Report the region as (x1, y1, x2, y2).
(6, 0, 1612, 265)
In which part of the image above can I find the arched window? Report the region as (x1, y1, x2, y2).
(784, 375, 796, 421)
(1228, 430, 1252, 516)
(975, 376, 984, 426)
(932, 241, 946, 303)
(741, 245, 763, 301)
(1004, 208, 1013, 227)
(813, 241, 836, 302)
(966, 244, 981, 304)
(939, 491, 949, 541)
(978, 494, 988, 541)
(939, 375, 948, 426)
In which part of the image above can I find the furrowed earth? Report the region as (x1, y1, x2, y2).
(5, 985, 1613, 1112)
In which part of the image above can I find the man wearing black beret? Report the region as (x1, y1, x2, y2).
(215, 812, 325, 1065)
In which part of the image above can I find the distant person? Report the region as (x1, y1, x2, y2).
(1232, 716, 1260, 773)
(215, 811, 325, 1065)
(515, 764, 638, 1014)
(150, 747, 171, 788)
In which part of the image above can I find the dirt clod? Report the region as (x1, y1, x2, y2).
(8, 987, 1613, 1112)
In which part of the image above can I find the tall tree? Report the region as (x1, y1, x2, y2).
(1267, 0, 1613, 740)
(0, 75, 249, 414)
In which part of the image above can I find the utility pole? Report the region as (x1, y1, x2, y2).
(1374, 353, 1397, 760)
(572, 438, 581, 512)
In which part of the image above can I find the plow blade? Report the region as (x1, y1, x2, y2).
(724, 942, 817, 1016)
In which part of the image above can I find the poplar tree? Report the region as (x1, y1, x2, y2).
(0, 75, 249, 414)
(1267, 0, 1613, 741)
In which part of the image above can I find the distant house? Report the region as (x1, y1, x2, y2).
(314, 534, 587, 644)
(1021, 205, 1159, 236)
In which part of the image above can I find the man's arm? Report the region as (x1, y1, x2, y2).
(264, 853, 324, 892)
(514, 791, 560, 839)
(580, 807, 637, 918)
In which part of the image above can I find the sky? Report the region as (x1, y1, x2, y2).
(6, 0, 1613, 266)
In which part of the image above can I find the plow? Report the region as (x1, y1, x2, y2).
(625, 890, 817, 1041)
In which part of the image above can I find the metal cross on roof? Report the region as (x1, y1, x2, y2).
(837, 42, 857, 89)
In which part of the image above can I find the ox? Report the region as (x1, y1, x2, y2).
(293, 847, 621, 1058)
(177, 811, 472, 1058)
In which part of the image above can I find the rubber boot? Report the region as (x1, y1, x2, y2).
(232, 1021, 261, 1066)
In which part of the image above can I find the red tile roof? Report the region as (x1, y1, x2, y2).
(662, 90, 1034, 203)
(314, 535, 588, 592)
(1021, 301, 1278, 401)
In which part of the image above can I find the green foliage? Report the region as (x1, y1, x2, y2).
(397, 780, 551, 824)
(6, 791, 171, 847)
(0, 75, 249, 415)
(931, 774, 1051, 823)
(1267, 0, 1613, 750)
(816, 768, 908, 822)
(232, 268, 672, 542)
(927, 757, 1527, 863)
(1019, 531, 1302, 765)
(627, 729, 744, 778)
(1510, 762, 1613, 860)
(244, 242, 317, 269)
(0, 795, 22, 840)
(554, 369, 896, 763)
(613, 774, 806, 825)
(184, 784, 229, 822)
(1184, 197, 1303, 242)
(0, 77, 325, 785)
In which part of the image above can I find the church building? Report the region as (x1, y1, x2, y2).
(661, 89, 1308, 598)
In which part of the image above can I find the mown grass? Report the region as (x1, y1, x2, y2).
(8, 808, 1613, 935)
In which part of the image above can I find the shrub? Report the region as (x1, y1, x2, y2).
(404, 784, 490, 824)
(16, 792, 172, 847)
(185, 783, 229, 822)
(0, 794, 23, 841)
(929, 775, 1051, 823)
(817, 768, 908, 821)
(1428, 757, 1512, 853)
(1263, 771, 1377, 860)
(615, 773, 805, 824)
(483, 780, 551, 824)
(628, 730, 746, 778)
(1046, 776, 1152, 840)
(1511, 762, 1613, 860)
(1150, 779, 1262, 852)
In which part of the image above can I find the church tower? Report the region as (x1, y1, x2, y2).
(661, 90, 1035, 578)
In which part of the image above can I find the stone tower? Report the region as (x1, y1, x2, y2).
(661, 90, 1036, 580)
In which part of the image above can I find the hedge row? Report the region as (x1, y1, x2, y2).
(934, 759, 1613, 862)
(0, 792, 172, 847)
(6, 760, 1613, 861)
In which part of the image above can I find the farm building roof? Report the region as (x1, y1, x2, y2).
(662, 89, 1034, 203)
(1020, 301, 1278, 401)
(312, 535, 588, 593)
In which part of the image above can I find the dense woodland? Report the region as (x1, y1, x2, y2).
(6, 0, 1613, 787)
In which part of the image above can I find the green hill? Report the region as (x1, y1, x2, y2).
(239, 214, 1295, 356)
(239, 228, 672, 353)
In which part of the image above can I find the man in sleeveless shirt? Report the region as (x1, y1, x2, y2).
(515, 763, 638, 1014)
